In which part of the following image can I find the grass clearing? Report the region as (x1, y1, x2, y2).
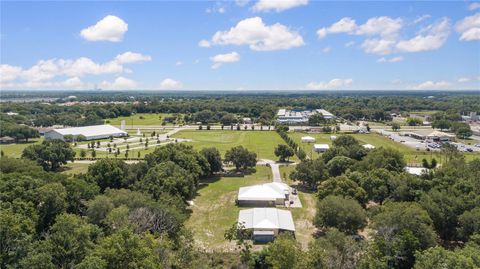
(186, 165, 272, 250)
(0, 138, 44, 158)
(172, 130, 297, 161)
(61, 162, 90, 175)
(106, 113, 179, 126)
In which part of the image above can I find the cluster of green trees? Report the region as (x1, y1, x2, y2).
(0, 117, 39, 142)
(286, 135, 480, 268)
(276, 126, 307, 160)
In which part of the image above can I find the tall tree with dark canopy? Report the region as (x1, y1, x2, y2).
(22, 140, 75, 171)
(200, 147, 223, 174)
(224, 146, 257, 171)
(274, 144, 294, 162)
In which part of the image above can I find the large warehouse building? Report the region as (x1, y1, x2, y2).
(238, 208, 295, 243)
(277, 108, 335, 124)
(44, 124, 127, 141)
(237, 182, 290, 206)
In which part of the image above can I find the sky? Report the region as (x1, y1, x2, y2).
(1, 0, 479, 91)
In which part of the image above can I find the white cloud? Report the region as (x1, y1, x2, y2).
(63, 77, 84, 88)
(0, 64, 23, 82)
(175, 61, 183, 66)
(305, 78, 353, 90)
(206, 5, 226, 14)
(252, 0, 308, 12)
(236, 0, 251, 7)
(396, 18, 450, 52)
(209, 17, 304, 51)
(322, 47, 331, 53)
(356, 16, 403, 38)
(80, 15, 128, 42)
(413, 14, 432, 24)
(198, 39, 211, 48)
(468, 2, 480, 10)
(160, 78, 183, 89)
(317, 17, 356, 39)
(114, 51, 151, 64)
(210, 52, 240, 69)
(412, 80, 451, 90)
(377, 56, 404, 63)
(100, 76, 137, 90)
(458, 77, 471, 83)
(362, 39, 395, 55)
(455, 13, 480, 41)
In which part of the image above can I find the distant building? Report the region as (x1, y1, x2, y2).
(0, 136, 15, 144)
(313, 144, 330, 153)
(6, 112, 19, 116)
(242, 117, 253, 124)
(277, 109, 335, 125)
(44, 125, 127, 141)
(362, 144, 375, 149)
(301, 136, 316, 143)
(237, 182, 290, 207)
(238, 208, 295, 243)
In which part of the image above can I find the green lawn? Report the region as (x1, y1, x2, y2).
(0, 138, 44, 158)
(172, 130, 296, 161)
(61, 162, 90, 175)
(106, 113, 179, 126)
(186, 166, 272, 250)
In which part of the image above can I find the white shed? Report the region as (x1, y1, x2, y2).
(313, 144, 330, 153)
(362, 144, 376, 149)
(301, 136, 316, 143)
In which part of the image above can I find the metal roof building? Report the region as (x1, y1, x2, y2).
(44, 124, 127, 141)
(238, 182, 290, 206)
(238, 208, 295, 243)
(313, 143, 330, 152)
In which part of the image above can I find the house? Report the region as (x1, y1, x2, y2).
(313, 144, 330, 153)
(238, 208, 295, 243)
(301, 136, 315, 143)
(0, 136, 15, 144)
(44, 124, 127, 141)
(237, 182, 290, 207)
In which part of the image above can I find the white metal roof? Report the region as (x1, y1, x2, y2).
(405, 166, 428, 176)
(314, 144, 330, 150)
(301, 136, 316, 142)
(362, 144, 376, 149)
(238, 182, 289, 201)
(50, 125, 127, 137)
(238, 208, 295, 231)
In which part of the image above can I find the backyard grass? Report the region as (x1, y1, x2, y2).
(172, 130, 296, 161)
(106, 113, 179, 126)
(186, 165, 272, 250)
(0, 138, 44, 158)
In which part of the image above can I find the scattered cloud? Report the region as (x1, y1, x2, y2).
(305, 78, 353, 90)
(114, 51, 152, 64)
(413, 14, 432, 24)
(252, 0, 308, 12)
(175, 61, 183, 66)
(80, 15, 128, 42)
(455, 13, 480, 41)
(322, 47, 331, 53)
(160, 78, 183, 89)
(412, 80, 451, 90)
(100, 76, 137, 90)
(317, 16, 402, 39)
(362, 39, 396, 55)
(235, 0, 251, 7)
(206, 4, 226, 14)
(208, 17, 304, 51)
(468, 2, 480, 10)
(210, 52, 240, 69)
(344, 41, 355, 47)
(198, 39, 211, 48)
(396, 18, 450, 52)
(458, 77, 471, 83)
(0, 64, 22, 82)
(377, 56, 404, 63)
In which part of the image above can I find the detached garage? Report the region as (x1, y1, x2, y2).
(238, 208, 295, 243)
(44, 124, 127, 141)
(237, 182, 290, 207)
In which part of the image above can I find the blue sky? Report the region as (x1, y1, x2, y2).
(1, 0, 479, 91)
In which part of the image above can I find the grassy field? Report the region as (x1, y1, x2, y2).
(61, 162, 90, 175)
(186, 166, 272, 250)
(172, 130, 296, 161)
(106, 113, 179, 126)
(0, 138, 44, 158)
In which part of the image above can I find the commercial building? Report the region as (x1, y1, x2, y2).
(44, 124, 127, 141)
(237, 182, 290, 207)
(277, 109, 335, 125)
(238, 208, 295, 243)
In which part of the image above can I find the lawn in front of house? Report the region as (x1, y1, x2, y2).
(172, 130, 297, 161)
(186, 165, 272, 250)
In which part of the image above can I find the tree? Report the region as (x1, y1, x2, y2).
(315, 195, 367, 234)
(80, 149, 87, 158)
(290, 158, 328, 189)
(406, 117, 423, 126)
(317, 176, 368, 205)
(91, 149, 96, 158)
(220, 113, 236, 126)
(308, 113, 325, 126)
(326, 156, 355, 176)
(224, 146, 257, 171)
(136, 161, 195, 201)
(414, 244, 480, 269)
(22, 140, 75, 171)
(274, 144, 294, 162)
(36, 183, 67, 232)
(431, 119, 451, 131)
(456, 126, 472, 139)
(391, 122, 401, 131)
(87, 159, 129, 191)
(356, 147, 406, 172)
(0, 208, 35, 268)
(457, 208, 480, 241)
(262, 234, 301, 269)
(200, 147, 223, 174)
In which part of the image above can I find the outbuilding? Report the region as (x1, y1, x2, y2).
(313, 144, 330, 153)
(238, 208, 295, 243)
(44, 124, 127, 141)
(237, 182, 290, 207)
(301, 136, 316, 143)
(0, 136, 15, 144)
(362, 144, 376, 149)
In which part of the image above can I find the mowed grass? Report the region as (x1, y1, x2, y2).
(106, 113, 178, 126)
(172, 130, 296, 161)
(0, 138, 44, 158)
(186, 166, 272, 250)
(61, 162, 90, 175)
